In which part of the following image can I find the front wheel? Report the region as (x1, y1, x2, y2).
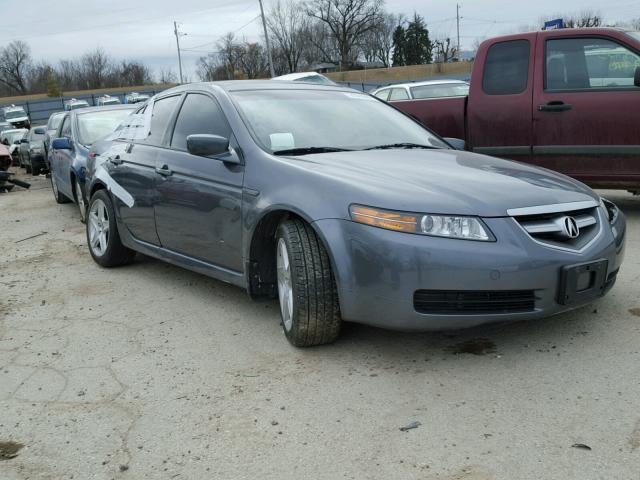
(275, 219, 341, 347)
(50, 172, 70, 203)
(86, 190, 136, 267)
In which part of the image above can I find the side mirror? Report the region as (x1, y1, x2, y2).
(186, 134, 231, 158)
(51, 137, 72, 150)
(444, 137, 466, 151)
(635, 66, 640, 87)
(34, 127, 45, 135)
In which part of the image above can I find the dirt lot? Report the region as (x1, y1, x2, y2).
(1, 171, 639, 480)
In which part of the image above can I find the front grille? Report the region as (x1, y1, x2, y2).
(513, 205, 601, 251)
(414, 290, 536, 315)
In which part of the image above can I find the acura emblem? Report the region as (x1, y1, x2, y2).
(563, 216, 580, 239)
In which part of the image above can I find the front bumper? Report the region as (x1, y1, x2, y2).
(314, 210, 625, 331)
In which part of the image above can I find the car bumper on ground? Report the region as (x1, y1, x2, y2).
(314, 211, 625, 331)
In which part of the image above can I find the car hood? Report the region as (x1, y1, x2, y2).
(278, 149, 598, 217)
(8, 116, 28, 123)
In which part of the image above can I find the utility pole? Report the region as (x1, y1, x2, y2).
(174, 21, 184, 84)
(456, 4, 461, 59)
(258, 0, 275, 78)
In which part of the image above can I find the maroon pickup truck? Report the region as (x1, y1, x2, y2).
(392, 28, 640, 191)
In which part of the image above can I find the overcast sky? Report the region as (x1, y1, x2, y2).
(2, 0, 638, 80)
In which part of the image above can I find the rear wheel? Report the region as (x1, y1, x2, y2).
(50, 172, 70, 203)
(75, 178, 87, 223)
(275, 219, 341, 347)
(86, 190, 135, 267)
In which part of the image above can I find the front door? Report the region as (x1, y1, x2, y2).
(533, 34, 640, 186)
(154, 92, 244, 272)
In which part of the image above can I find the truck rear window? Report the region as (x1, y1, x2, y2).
(482, 40, 530, 95)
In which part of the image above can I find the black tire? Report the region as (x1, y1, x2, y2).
(86, 189, 136, 267)
(275, 219, 341, 347)
(50, 172, 71, 203)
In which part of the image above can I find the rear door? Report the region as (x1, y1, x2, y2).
(467, 36, 535, 161)
(110, 95, 182, 246)
(154, 91, 244, 272)
(532, 33, 640, 186)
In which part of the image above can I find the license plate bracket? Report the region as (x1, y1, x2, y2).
(558, 259, 608, 305)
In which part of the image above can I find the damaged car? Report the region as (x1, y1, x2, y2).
(83, 81, 626, 347)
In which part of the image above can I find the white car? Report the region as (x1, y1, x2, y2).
(272, 72, 336, 85)
(371, 79, 470, 102)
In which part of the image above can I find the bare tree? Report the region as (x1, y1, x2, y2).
(565, 10, 602, 28)
(114, 60, 152, 87)
(80, 48, 113, 89)
(301, 20, 339, 66)
(158, 68, 178, 84)
(239, 42, 269, 78)
(0, 41, 32, 94)
(434, 37, 457, 63)
(217, 33, 246, 79)
(267, 0, 309, 73)
(360, 12, 401, 67)
(307, 0, 384, 70)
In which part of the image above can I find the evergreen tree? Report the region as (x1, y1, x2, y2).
(391, 25, 406, 67)
(404, 13, 432, 65)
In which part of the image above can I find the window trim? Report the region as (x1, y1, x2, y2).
(167, 90, 234, 155)
(543, 35, 640, 93)
(389, 87, 411, 101)
(481, 39, 531, 96)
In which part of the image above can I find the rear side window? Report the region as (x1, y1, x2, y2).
(145, 95, 181, 145)
(482, 40, 530, 95)
(389, 88, 410, 101)
(170, 93, 231, 151)
(546, 37, 640, 91)
(374, 89, 390, 101)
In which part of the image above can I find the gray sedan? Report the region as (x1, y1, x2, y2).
(84, 81, 626, 347)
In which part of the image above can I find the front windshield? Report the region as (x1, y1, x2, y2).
(48, 113, 64, 130)
(411, 83, 470, 99)
(296, 75, 334, 85)
(232, 89, 448, 152)
(5, 110, 26, 119)
(4, 131, 25, 142)
(77, 109, 134, 145)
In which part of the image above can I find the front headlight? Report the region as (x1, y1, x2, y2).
(600, 198, 619, 224)
(349, 205, 493, 241)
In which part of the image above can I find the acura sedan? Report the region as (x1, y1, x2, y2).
(84, 81, 626, 347)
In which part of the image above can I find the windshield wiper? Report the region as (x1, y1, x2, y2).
(364, 142, 440, 151)
(273, 146, 352, 156)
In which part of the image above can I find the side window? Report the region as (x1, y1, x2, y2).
(546, 37, 640, 91)
(170, 93, 231, 151)
(374, 89, 390, 101)
(389, 88, 410, 101)
(482, 40, 530, 95)
(145, 95, 181, 145)
(60, 116, 71, 137)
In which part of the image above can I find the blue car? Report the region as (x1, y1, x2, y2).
(48, 105, 136, 221)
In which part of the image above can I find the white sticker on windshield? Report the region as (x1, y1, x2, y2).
(270, 132, 295, 151)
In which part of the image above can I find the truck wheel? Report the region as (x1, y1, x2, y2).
(50, 173, 70, 204)
(86, 190, 135, 267)
(275, 219, 341, 347)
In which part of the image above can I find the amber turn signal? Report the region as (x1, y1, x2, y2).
(349, 205, 418, 233)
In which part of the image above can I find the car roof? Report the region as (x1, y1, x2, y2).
(70, 104, 137, 115)
(272, 72, 328, 81)
(375, 79, 469, 91)
(160, 80, 357, 95)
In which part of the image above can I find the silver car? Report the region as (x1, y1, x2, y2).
(83, 81, 626, 347)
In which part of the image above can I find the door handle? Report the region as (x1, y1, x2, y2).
(155, 165, 173, 176)
(538, 101, 573, 112)
(108, 155, 122, 165)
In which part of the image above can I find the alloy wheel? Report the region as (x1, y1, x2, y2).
(88, 199, 110, 257)
(276, 238, 294, 332)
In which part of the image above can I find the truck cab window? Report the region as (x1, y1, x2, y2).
(482, 40, 530, 95)
(546, 38, 640, 91)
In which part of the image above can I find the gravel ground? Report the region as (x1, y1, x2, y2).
(1, 170, 639, 480)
